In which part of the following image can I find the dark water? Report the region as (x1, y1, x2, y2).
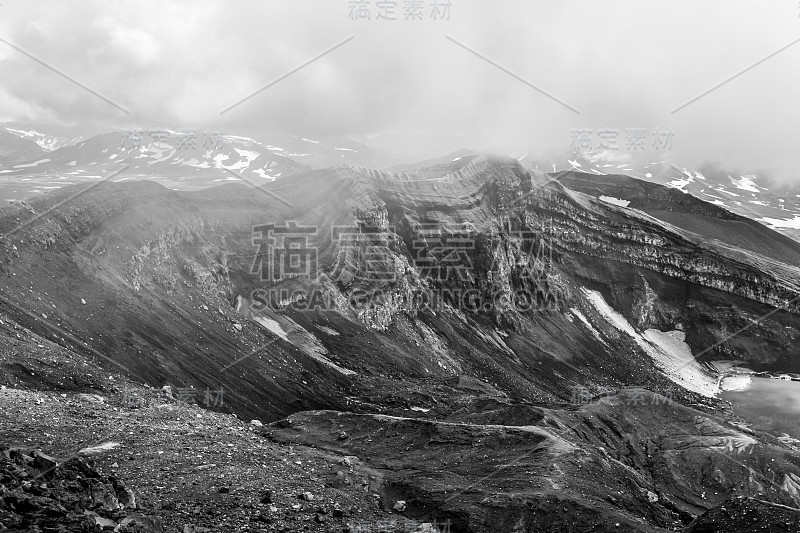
(721, 377, 800, 439)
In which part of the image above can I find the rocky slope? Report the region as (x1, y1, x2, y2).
(1, 384, 427, 533)
(1, 155, 800, 531)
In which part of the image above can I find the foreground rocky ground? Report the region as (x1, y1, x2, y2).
(0, 384, 437, 533)
(3, 380, 799, 532)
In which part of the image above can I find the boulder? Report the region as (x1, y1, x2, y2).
(32, 451, 57, 474)
(161, 386, 175, 400)
(85, 511, 117, 530)
(111, 479, 136, 509)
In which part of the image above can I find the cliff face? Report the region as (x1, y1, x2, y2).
(317, 158, 800, 367)
(3, 156, 799, 380)
(9, 157, 798, 366)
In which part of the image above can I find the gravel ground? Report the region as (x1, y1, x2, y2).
(0, 384, 431, 532)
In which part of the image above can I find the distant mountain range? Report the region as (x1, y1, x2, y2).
(0, 123, 404, 202)
(2, 123, 799, 245)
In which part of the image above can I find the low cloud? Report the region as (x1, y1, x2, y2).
(0, 0, 797, 180)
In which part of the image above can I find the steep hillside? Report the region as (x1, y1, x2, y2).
(553, 170, 800, 268)
(2, 156, 800, 531)
(528, 151, 800, 244)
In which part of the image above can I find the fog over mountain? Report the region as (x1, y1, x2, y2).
(0, 1, 798, 181)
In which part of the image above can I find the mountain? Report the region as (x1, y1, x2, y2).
(1, 121, 95, 151)
(525, 150, 800, 244)
(0, 130, 313, 202)
(2, 153, 800, 531)
(552, 170, 800, 269)
(0, 126, 418, 204)
(0, 128, 46, 166)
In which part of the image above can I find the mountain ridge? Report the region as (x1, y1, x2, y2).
(2, 154, 800, 531)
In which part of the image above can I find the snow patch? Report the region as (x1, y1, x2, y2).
(599, 195, 630, 207)
(13, 159, 51, 169)
(253, 316, 290, 341)
(79, 442, 120, 455)
(668, 177, 692, 191)
(730, 175, 760, 193)
(759, 215, 800, 230)
(253, 168, 276, 180)
(570, 308, 606, 344)
(642, 329, 718, 397)
(720, 375, 751, 392)
(181, 158, 211, 169)
(234, 148, 260, 162)
(582, 289, 718, 396)
(316, 325, 340, 336)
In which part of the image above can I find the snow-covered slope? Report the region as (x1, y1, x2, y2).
(3, 126, 86, 152)
(0, 130, 314, 202)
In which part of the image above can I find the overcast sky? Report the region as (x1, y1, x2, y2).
(0, 1, 798, 180)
